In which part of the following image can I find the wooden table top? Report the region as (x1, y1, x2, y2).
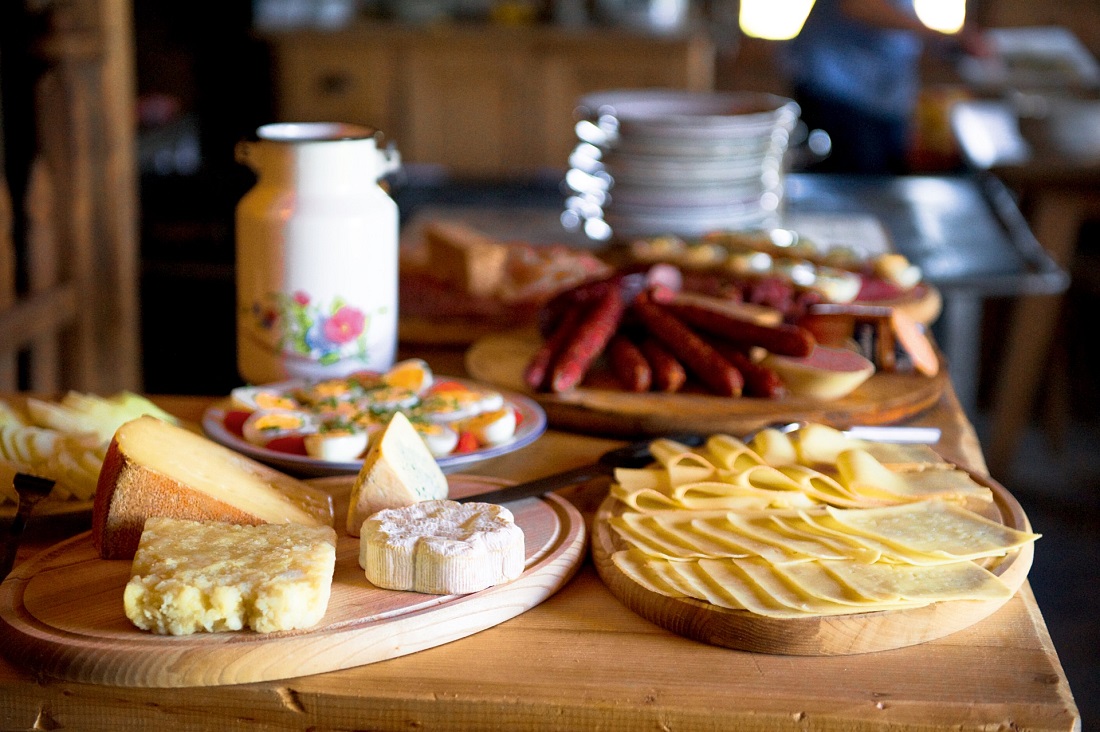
(0, 387, 1081, 731)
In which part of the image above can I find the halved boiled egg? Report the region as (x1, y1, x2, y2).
(303, 427, 372, 461)
(458, 407, 517, 446)
(417, 382, 504, 422)
(382, 358, 433, 393)
(296, 377, 363, 405)
(241, 408, 317, 446)
(412, 421, 460, 457)
(359, 385, 420, 412)
(230, 386, 299, 412)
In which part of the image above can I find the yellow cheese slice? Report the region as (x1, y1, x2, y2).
(836, 450, 993, 504)
(797, 424, 949, 471)
(702, 434, 765, 472)
(748, 428, 799, 466)
(820, 560, 1013, 602)
(823, 502, 1040, 561)
(732, 558, 929, 615)
(770, 560, 894, 604)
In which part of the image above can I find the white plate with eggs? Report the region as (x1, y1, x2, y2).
(201, 361, 547, 477)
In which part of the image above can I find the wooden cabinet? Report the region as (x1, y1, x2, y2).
(264, 23, 715, 177)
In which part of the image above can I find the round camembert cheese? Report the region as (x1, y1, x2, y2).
(359, 499, 525, 595)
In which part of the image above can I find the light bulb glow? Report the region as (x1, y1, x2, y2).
(914, 0, 965, 34)
(739, 0, 816, 40)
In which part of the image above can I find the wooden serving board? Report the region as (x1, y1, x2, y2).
(0, 475, 586, 688)
(465, 328, 948, 437)
(591, 471, 1034, 656)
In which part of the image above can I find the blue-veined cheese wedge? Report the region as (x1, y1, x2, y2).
(346, 412, 449, 536)
(241, 408, 317, 447)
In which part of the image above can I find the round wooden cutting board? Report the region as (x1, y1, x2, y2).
(591, 471, 1034, 656)
(0, 476, 586, 688)
(465, 328, 948, 437)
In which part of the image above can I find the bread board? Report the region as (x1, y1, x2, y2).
(465, 328, 948, 437)
(0, 475, 586, 688)
(591, 469, 1033, 655)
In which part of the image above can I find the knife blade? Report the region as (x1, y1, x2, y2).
(456, 433, 704, 505)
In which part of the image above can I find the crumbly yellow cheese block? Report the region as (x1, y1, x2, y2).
(346, 411, 448, 537)
(124, 518, 337, 635)
(93, 416, 335, 559)
(360, 499, 525, 594)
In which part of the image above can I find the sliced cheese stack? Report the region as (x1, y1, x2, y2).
(360, 499, 525, 595)
(124, 517, 337, 635)
(93, 416, 335, 559)
(606, 426, 1040, 618)
(346, 411, 448, 537)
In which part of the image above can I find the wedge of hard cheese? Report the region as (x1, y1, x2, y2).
(124, 517, 337, 635)
(93, 416, 335, 559)
(346, 411, 448, 536)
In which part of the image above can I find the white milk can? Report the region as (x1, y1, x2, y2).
(235, 122, 402, 384)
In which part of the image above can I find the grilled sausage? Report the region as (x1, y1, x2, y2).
(548, 285, 625, 393)
(711, 342, 786, 399)
(608, 334, 652, 392)
(640, 337, 687, 393)
(662, 299, 815, 358)
(631, 292, 743, 397)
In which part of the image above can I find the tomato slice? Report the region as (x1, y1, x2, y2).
(223, 410, 251, 438)
(265, 435, 309, 455)
(454, 431, 479, 454)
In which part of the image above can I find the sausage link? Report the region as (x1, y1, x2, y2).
(524, 303, 585, 391)
(538, 274, 621, 338)
(663, 300, 815, 358)
(711, 341, 786, 399)
(631, 292, 743, 397)
(608, 334, 652, 392)
(640, 337, 687, 393)
(548, 285, 626, 393)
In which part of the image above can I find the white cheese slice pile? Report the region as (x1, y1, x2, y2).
(360, 499, 525, 595)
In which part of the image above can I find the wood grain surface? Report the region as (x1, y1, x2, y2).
(0, 475, 586, 688)
(465, 327, 948, 437)
(0, 394, 1080, 731)
(591, 470, 1034, 655)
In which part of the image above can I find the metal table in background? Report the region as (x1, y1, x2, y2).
(951, 97, 1100, 476)
(783, 173, 1068, 420)
(396, 172, 1067, 422)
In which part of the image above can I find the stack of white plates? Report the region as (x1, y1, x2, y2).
(562, 90, 800, 242)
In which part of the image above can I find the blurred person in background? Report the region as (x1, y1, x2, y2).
(782, 0, 991, 173)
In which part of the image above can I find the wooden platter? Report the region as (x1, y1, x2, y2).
(465, 327, 948, 437)
(0, 475, 586, 688)
(591, 470, 1034, 656)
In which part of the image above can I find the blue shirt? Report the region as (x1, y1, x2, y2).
(783, 0, 923, 121)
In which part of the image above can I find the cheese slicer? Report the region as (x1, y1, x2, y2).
(0, 473, 56, 582)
